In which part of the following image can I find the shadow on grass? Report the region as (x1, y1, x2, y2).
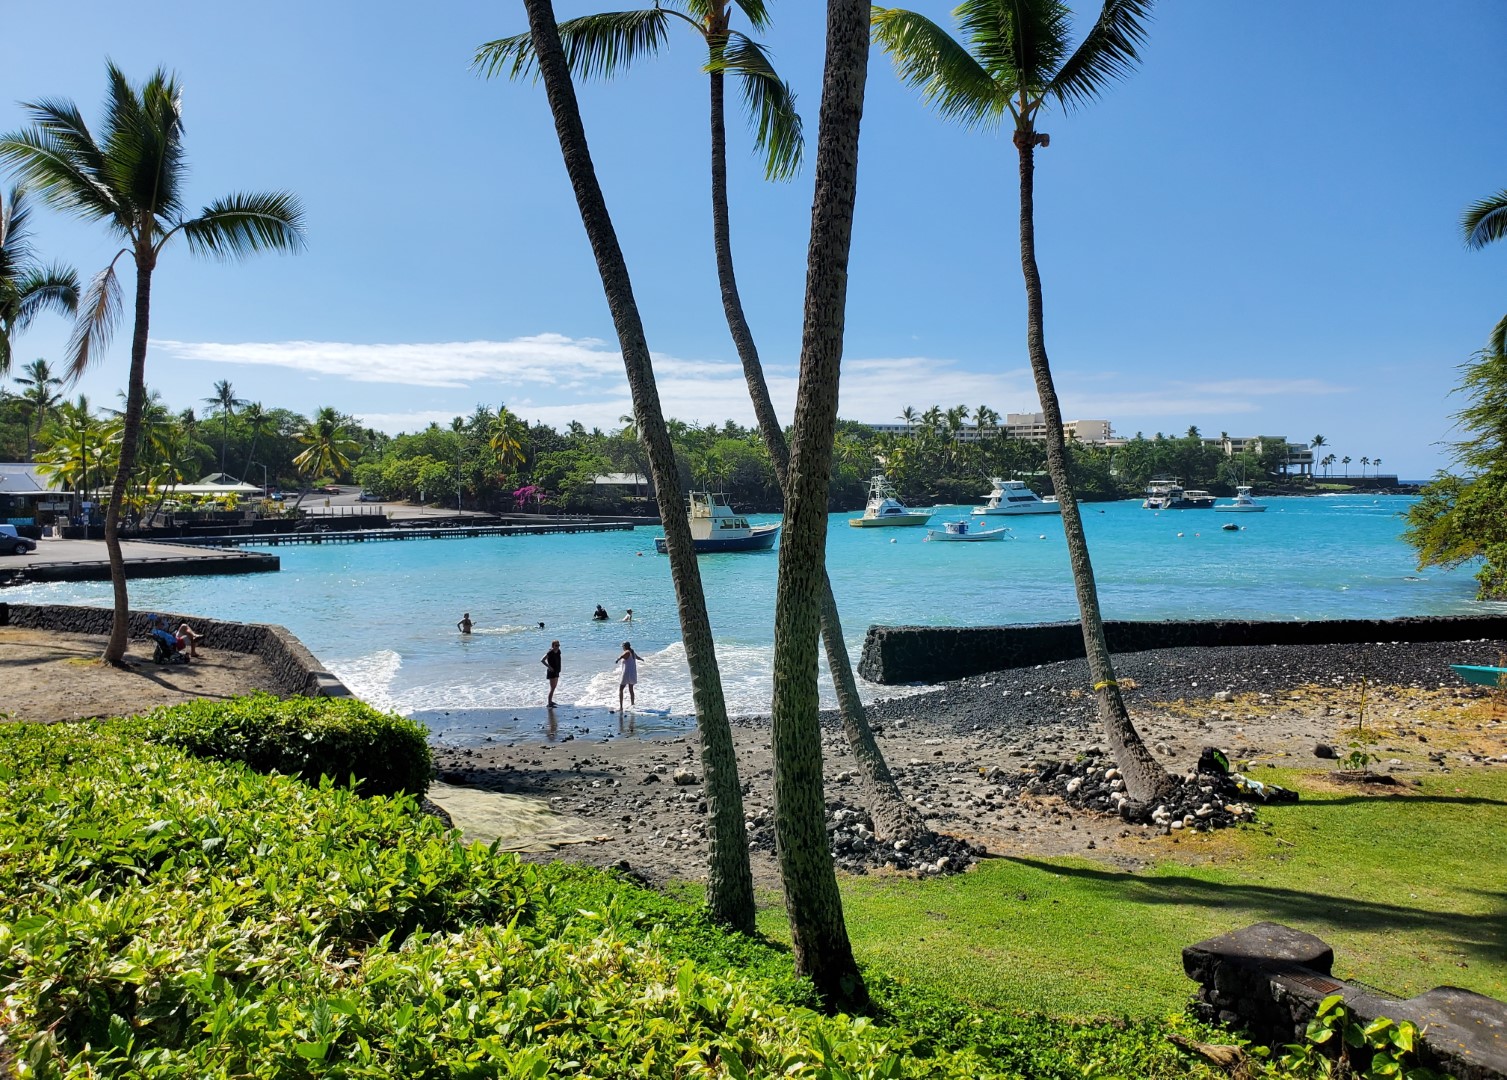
(1002, 855, 1507, 969)
(1289, 789, 1507, 808)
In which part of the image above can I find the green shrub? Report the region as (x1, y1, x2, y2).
(121, 692, 432, 797)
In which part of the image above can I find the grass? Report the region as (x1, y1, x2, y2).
(759, 767, 1507, 1018)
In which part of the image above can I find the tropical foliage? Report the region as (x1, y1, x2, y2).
(0, 183, 77, 374)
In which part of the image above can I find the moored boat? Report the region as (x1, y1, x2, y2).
(1219, 485, 1267, 513)
(925, 519, 1011, 542)
(848, 472, 932, 527)
(1450, 664, 1507, 688)
(653, 491, 780, 554)
(1144, 479, 1215, 509)
(972, 477, 1061, 517)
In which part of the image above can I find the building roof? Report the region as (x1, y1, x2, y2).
(0, 463, 62, 495)
(593, 473, 647, 486)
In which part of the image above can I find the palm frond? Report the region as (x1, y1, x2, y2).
(732, 0, 772, 32)
(1490, 313, 1507, 358)
(1, 183, 35, 267)
(178, 191, 306, 260)
(65, 262, 122, 381)
(956, 0, 1069, 100)
(1462, 189, 1507, 250)
(13, 263, 80, 332)
(1048, 0, 1153, 111)
(718, 32, 804, 180)
(871, 7, 1010, 129)
(103, 63, 187, 224)
(0, 125, 121, 227)
(476, 10, 671, 82)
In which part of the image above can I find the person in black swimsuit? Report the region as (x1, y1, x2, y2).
(541, 640, 562, 707)
(593, 605, 609, 621)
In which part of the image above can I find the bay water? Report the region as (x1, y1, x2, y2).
(11, 494, 1501, 722)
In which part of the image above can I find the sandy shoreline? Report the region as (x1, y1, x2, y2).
(430, 638, 1507, 886)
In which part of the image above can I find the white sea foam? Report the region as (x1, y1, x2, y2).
(332, 649, 403, 712)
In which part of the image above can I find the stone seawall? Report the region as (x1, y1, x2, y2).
(0, 602, 348, 698)
(857, 615, 1507, 685)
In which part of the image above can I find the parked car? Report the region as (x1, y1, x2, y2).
(0, 524, 37, 556)
(358, 490, 382, 502)
(319, 485, 342, 495)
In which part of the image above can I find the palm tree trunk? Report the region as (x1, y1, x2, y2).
(771, 0, 869, 1010)
(708, 65, 923, 845)
(1013, 126, 1169, 806)
(102, 245, 155, 664)
(523, 0, 754, 932)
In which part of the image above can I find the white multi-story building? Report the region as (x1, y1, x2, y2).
(868, 412, 1114, 444)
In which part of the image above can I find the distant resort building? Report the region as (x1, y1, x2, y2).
(866, 414, 1315, 475)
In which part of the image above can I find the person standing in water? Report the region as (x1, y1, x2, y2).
(621, 608, 633, 623)
(615, 641, 644, 712)
(457, 613, 473, 635)
(541, 640, 562, 707)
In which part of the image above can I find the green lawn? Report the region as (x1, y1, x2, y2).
(759, 768, 1507, 1018)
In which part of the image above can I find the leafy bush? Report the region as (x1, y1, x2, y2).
(121, 692, 432, 797)
(0, 724, 987, 1078)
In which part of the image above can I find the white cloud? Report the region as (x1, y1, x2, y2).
(151, 332, 1350, 436)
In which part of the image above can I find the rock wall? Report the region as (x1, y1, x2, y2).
(1185, 922, 1506, 1080)
(858, 615, 1507, 684)
(0, 602, 349, 698)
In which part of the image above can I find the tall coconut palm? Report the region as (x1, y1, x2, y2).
(204, 379, 249, 474)
(898, 404, 918, 432)
(873, 0, 1171, 804)
(35, 394, 112, 521)
(767, 0, 872, 1007)
(513, 0, 755, 931)
(1462, 188, 1507, 355)
(293, 406, 360, 483)
(1342, 455, 1352, 476)
(479, 7, 912, 841)
(14, 357, 64, 455)
(240, 402, 273, 484)
(488, 403, 527, 478)
(0, 185, 79, 375)
(1, 63, 305, 664)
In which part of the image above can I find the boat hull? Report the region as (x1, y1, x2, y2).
(1220, 505, 1266, 513)
(971, 504, 1060, 517)
(654, 524, 780, 554)
(849, 514, 931, 527)
(927, 527, 1010, 542)
(1450, 664, 1507, 688)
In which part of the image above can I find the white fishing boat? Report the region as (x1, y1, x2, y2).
(1218, 485, 1267, 513)
(926, 519, 1011, 542)
(653, 491, 780, 554)
(972, 477, 1061, 517)
(849, 472, 932, 527)
(1143, 479, 1215, 509)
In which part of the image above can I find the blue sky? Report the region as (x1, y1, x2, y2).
(3, 1, 1504, 478)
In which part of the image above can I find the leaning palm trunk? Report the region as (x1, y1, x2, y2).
(1014, 127, 1169, 805)
(523, 0, 754, 931)
(708, 66, 924, 844)
(770, 0, 869, 1009)
(102, 246, 155, 664)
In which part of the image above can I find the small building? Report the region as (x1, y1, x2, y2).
(593, 472, 650, 498)
(0, 463, 67, 526)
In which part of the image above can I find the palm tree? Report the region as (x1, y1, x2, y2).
(1321, 453, 1336, 479)
(513, 0, 754, 932)
(1462, 188, 1507, 355)
(0, 184, 78, 375)
(293, 406, 360, 484)
(204, 379, 249, 474)
(1361, 455, 1371, 478)
(1311, 433, 1327, 451)
(898, 405, 919, 432)
(1, 63, 305, 664)
(1374, 457, 1382, 479)
(488, 403, 527, 478)
(240, 402, 273, 486)
(766, 0, 872, 1008)
(35, 395, 112, 522)
(873, 0, 1170, 805)
(1342, 455, 1352, 477)
(14, 357, 63, 455)
(479, 0, 913, 847)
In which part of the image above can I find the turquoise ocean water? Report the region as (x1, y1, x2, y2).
(10, 495, 1503, 719)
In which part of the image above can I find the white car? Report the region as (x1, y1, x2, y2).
(0, 524, 37, 556)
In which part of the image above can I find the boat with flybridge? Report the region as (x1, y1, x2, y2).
(653, 491, 780, 554)
(849, 472, 932, 528)
(972, 477, 1061, 517)
(1143, 479, 1216, 510)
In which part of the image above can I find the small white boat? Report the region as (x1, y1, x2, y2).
(1219, 485, 1266, 513)
(972, 477, 1061, 517)
(849, 472, 932, 527)
(926, 519, 1011, 542)
(653, 491, 780, 554)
